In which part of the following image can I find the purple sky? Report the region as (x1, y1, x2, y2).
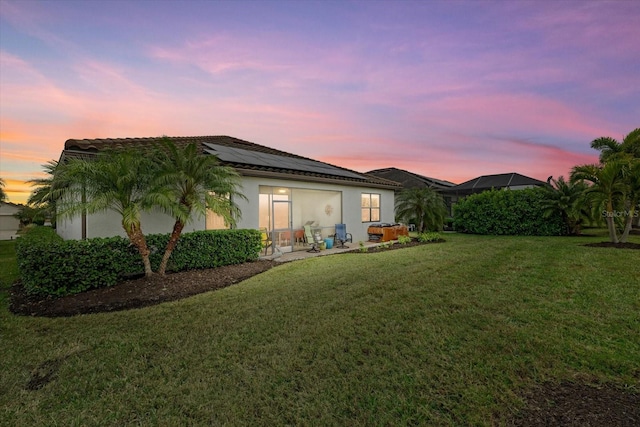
(1, 0, 638, 203)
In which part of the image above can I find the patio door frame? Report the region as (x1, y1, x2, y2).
(271, 198, 293, 253)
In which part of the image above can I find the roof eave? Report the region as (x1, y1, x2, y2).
(237, 168, 400, 189)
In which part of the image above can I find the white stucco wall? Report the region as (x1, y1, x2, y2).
(0, 202, 21, 240)
(56, 215, 82, 240)
(55, 176, 395, 243)
(235, 176, 395, 243)
(57, 208, 206, 240)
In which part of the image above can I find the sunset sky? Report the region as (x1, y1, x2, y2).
(1, 0, 638, 204)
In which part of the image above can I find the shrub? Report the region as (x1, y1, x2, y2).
(417, 232, 443, 242)
(397, 235, 412, 244)
(453, 188, 566, 236)
(16, 227, 262, 297)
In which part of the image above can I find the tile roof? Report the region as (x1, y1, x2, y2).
(366, 167, 456, 190)
(62, 135, 400, 189)
(447, 172, 546, 194)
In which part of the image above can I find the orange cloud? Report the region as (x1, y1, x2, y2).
(2, 178, 31, 205)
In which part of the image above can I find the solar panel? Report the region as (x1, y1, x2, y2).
(203, 143, 364, 180)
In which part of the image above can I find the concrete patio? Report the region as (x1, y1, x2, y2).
(260, 240, 386, 263)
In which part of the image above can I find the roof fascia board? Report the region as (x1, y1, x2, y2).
(237, 168, 399, 189)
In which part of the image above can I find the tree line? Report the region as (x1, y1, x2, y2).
(393, 128, 639, 243)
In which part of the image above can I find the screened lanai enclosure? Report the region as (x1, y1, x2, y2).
(259, 186, 342, 253)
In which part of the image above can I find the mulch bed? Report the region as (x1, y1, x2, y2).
(507, 381, 640, 426)
(9, 260, 278, 318)
(7, 237, 640, 424)
(8, 239, 433, 317)
(583, 241, 640, 249)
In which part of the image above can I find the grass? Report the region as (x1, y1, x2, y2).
(1, 231, 639, 425)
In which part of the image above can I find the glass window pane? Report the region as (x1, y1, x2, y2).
(371, 194, 380, 208)
(206, 211, 228, 230)
(371, 209, 380, 222)
(361, 194, 370, 208)
(361, 208, 370, 222)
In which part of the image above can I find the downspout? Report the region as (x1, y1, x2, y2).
(81, 185, 87, 240)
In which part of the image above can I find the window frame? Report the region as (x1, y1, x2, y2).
(361, 193, 381, 223)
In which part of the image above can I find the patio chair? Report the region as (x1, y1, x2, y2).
(303, 225, 320, 253)
(294, 229, 305, 246)
(333, 223, 352, 248)
(260, 228, 273, 255)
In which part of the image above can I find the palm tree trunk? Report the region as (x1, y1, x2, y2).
(619, 206, 636, 243)
(126, 223, 153, 277)
(605, 201, 619, 244)
(157, 219, 185, 275)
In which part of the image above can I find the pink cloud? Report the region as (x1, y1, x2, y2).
(410, 92, 615, 147)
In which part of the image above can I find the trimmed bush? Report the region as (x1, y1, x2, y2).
(417, 232, 443, 242)
(453, 188, 566, 236)
(16, 227, 262, 297)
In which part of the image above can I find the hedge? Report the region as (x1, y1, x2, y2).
(15, 227, 262, 297)
(452, 188, 566, 236)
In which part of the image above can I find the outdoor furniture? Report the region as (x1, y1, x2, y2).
(367, 223, 408, 242)
(333, 223, 352, 248)
(303, 225, 321, 253)
(260, 228, 273, 255)
(278, 230, 291, 246)
(294, 229, 305, 246)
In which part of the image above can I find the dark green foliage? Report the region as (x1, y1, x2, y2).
(146, 229, 262, 272)
(395, 187, 447, 232)
(453, 188, 566, 236)
(417, 232, 443, 242)
(16, 227, 261, 297)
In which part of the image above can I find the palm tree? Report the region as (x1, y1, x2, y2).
(0, 177, 7, 202)
(151, 139, 245, 275)
(571, 161, 628, 243)
(57, 148, 163, 277)
(540, 176, 589, 235)
(591, 128, 640, 163)
(619, 158, 640, 241)
(587, 128, 640, 239)
(395, 187, 447, 233)
(27, 160, 66, 226)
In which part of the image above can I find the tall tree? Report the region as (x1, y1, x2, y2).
(27, 160, 66, 226)
(0, 177, 6, 202)
(541, 176, 590, 235)
(587, 128, 640, 239)
(395, 187, 447, 233)
(619, 158, 640, 241)
(151, 139, 245, 275)
(57, 149, 165, 277)
(591, 128, 640, 163)
(571, 161, 629, 243)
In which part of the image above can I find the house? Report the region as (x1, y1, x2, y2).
(0, 202, 21, 240)
(366, 167, 456, 191)
(445, 172, 547, 198)
(57, 136, 400, 253)
(366, 167, 457, 216)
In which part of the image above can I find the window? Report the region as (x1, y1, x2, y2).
(206, 193, 231, 230)
(361, 193, 380, 222)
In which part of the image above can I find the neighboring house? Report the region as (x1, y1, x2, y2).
(57, 136, 400, 253)
(366, 167, 455, 191)
(366, 167, 457, 215)
(0, 202, 21, 240)
(445, 172, 547, 198)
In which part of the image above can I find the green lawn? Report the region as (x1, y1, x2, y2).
(1, 232, 639, 426)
